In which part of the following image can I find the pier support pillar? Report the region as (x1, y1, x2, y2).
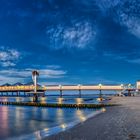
(42, 92, 45, 97)
(99, 89, 102, 98)
(60, 90, 62, 98)
(128, 89, 131, 96)
(79, 89, 81, 98)
(33, 94, 38, 102)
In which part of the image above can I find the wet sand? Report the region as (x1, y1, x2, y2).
(46, 95, 140, 140)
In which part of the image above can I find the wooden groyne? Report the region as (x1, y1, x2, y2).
(0, 101, 117, 108)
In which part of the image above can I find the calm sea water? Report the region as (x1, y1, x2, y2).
(0, 94, 112, 139)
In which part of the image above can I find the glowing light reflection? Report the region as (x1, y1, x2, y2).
(75, 98, 83, 104)
(101, 107, 106, 112)
(76, 109, 86, 122)
(60, 123, 67, 130)
(57, 98, 63, 104)
(40, 97, 46, 103)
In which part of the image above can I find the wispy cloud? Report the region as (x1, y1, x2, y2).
(39, 69, 66, 78)
(117, 1, 140, 38)
(91, 77, 122, 84)
(103, 51, 140, 65)
(96, 0, 121, 13)
(46, 65, 61, 69)
(96, 0, 140, 38)
(0, 68, 67, 85)
(0, 46, 20, 67)
(126, 59, 140, 64)
(46, 21, 96, 49)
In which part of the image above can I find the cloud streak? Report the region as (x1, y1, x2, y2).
(0, 46, 20, 67)
(0, 68, 67, 84)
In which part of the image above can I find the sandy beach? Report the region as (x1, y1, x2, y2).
(46, 95, 140, 140)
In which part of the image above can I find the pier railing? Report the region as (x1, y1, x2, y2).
(0, 85, 126, 92)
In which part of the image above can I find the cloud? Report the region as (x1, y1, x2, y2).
(0, 68, 67, 85)
(126, 59, 140, 64)
(103, 51, 140, 65)
(0, 46, 20, 67)
(46, 21, 96, 49)
(96, 0, 140, 38)
(46, 65, 61, 69)
(1, 61, 16, 67)
(39, 69, 66, 78)
(91, 77, 121, 84)
(116, 1, 140, 38)
(96, 0, 121, 13)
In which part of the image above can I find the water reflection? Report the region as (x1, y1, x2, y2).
(75, 98, 83, 104)
(101, 107, 106, 112)
(60, 123, 67, 130)
(0, 96, 106, 139)
(0, 104, 101, 140)
(76, 109, 86, 122)
(40, 97, 47, 103)
(57, 98, 63, 104)
(0, 106, 8, 136)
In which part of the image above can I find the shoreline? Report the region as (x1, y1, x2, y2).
(46, 96, 140, 140)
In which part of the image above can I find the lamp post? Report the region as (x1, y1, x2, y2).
(78, 84, 81, 98)
(59, 85, 62, 98)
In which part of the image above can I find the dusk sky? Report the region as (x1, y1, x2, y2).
(0, 0, 140, 85)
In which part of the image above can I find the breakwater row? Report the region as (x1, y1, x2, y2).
(0, 101, 116, 108)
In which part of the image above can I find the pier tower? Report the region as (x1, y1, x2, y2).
(32, 70, 39, 92)
(32, 70, 39, 102)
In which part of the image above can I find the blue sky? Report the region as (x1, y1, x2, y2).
(0, 0, 139, 85)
